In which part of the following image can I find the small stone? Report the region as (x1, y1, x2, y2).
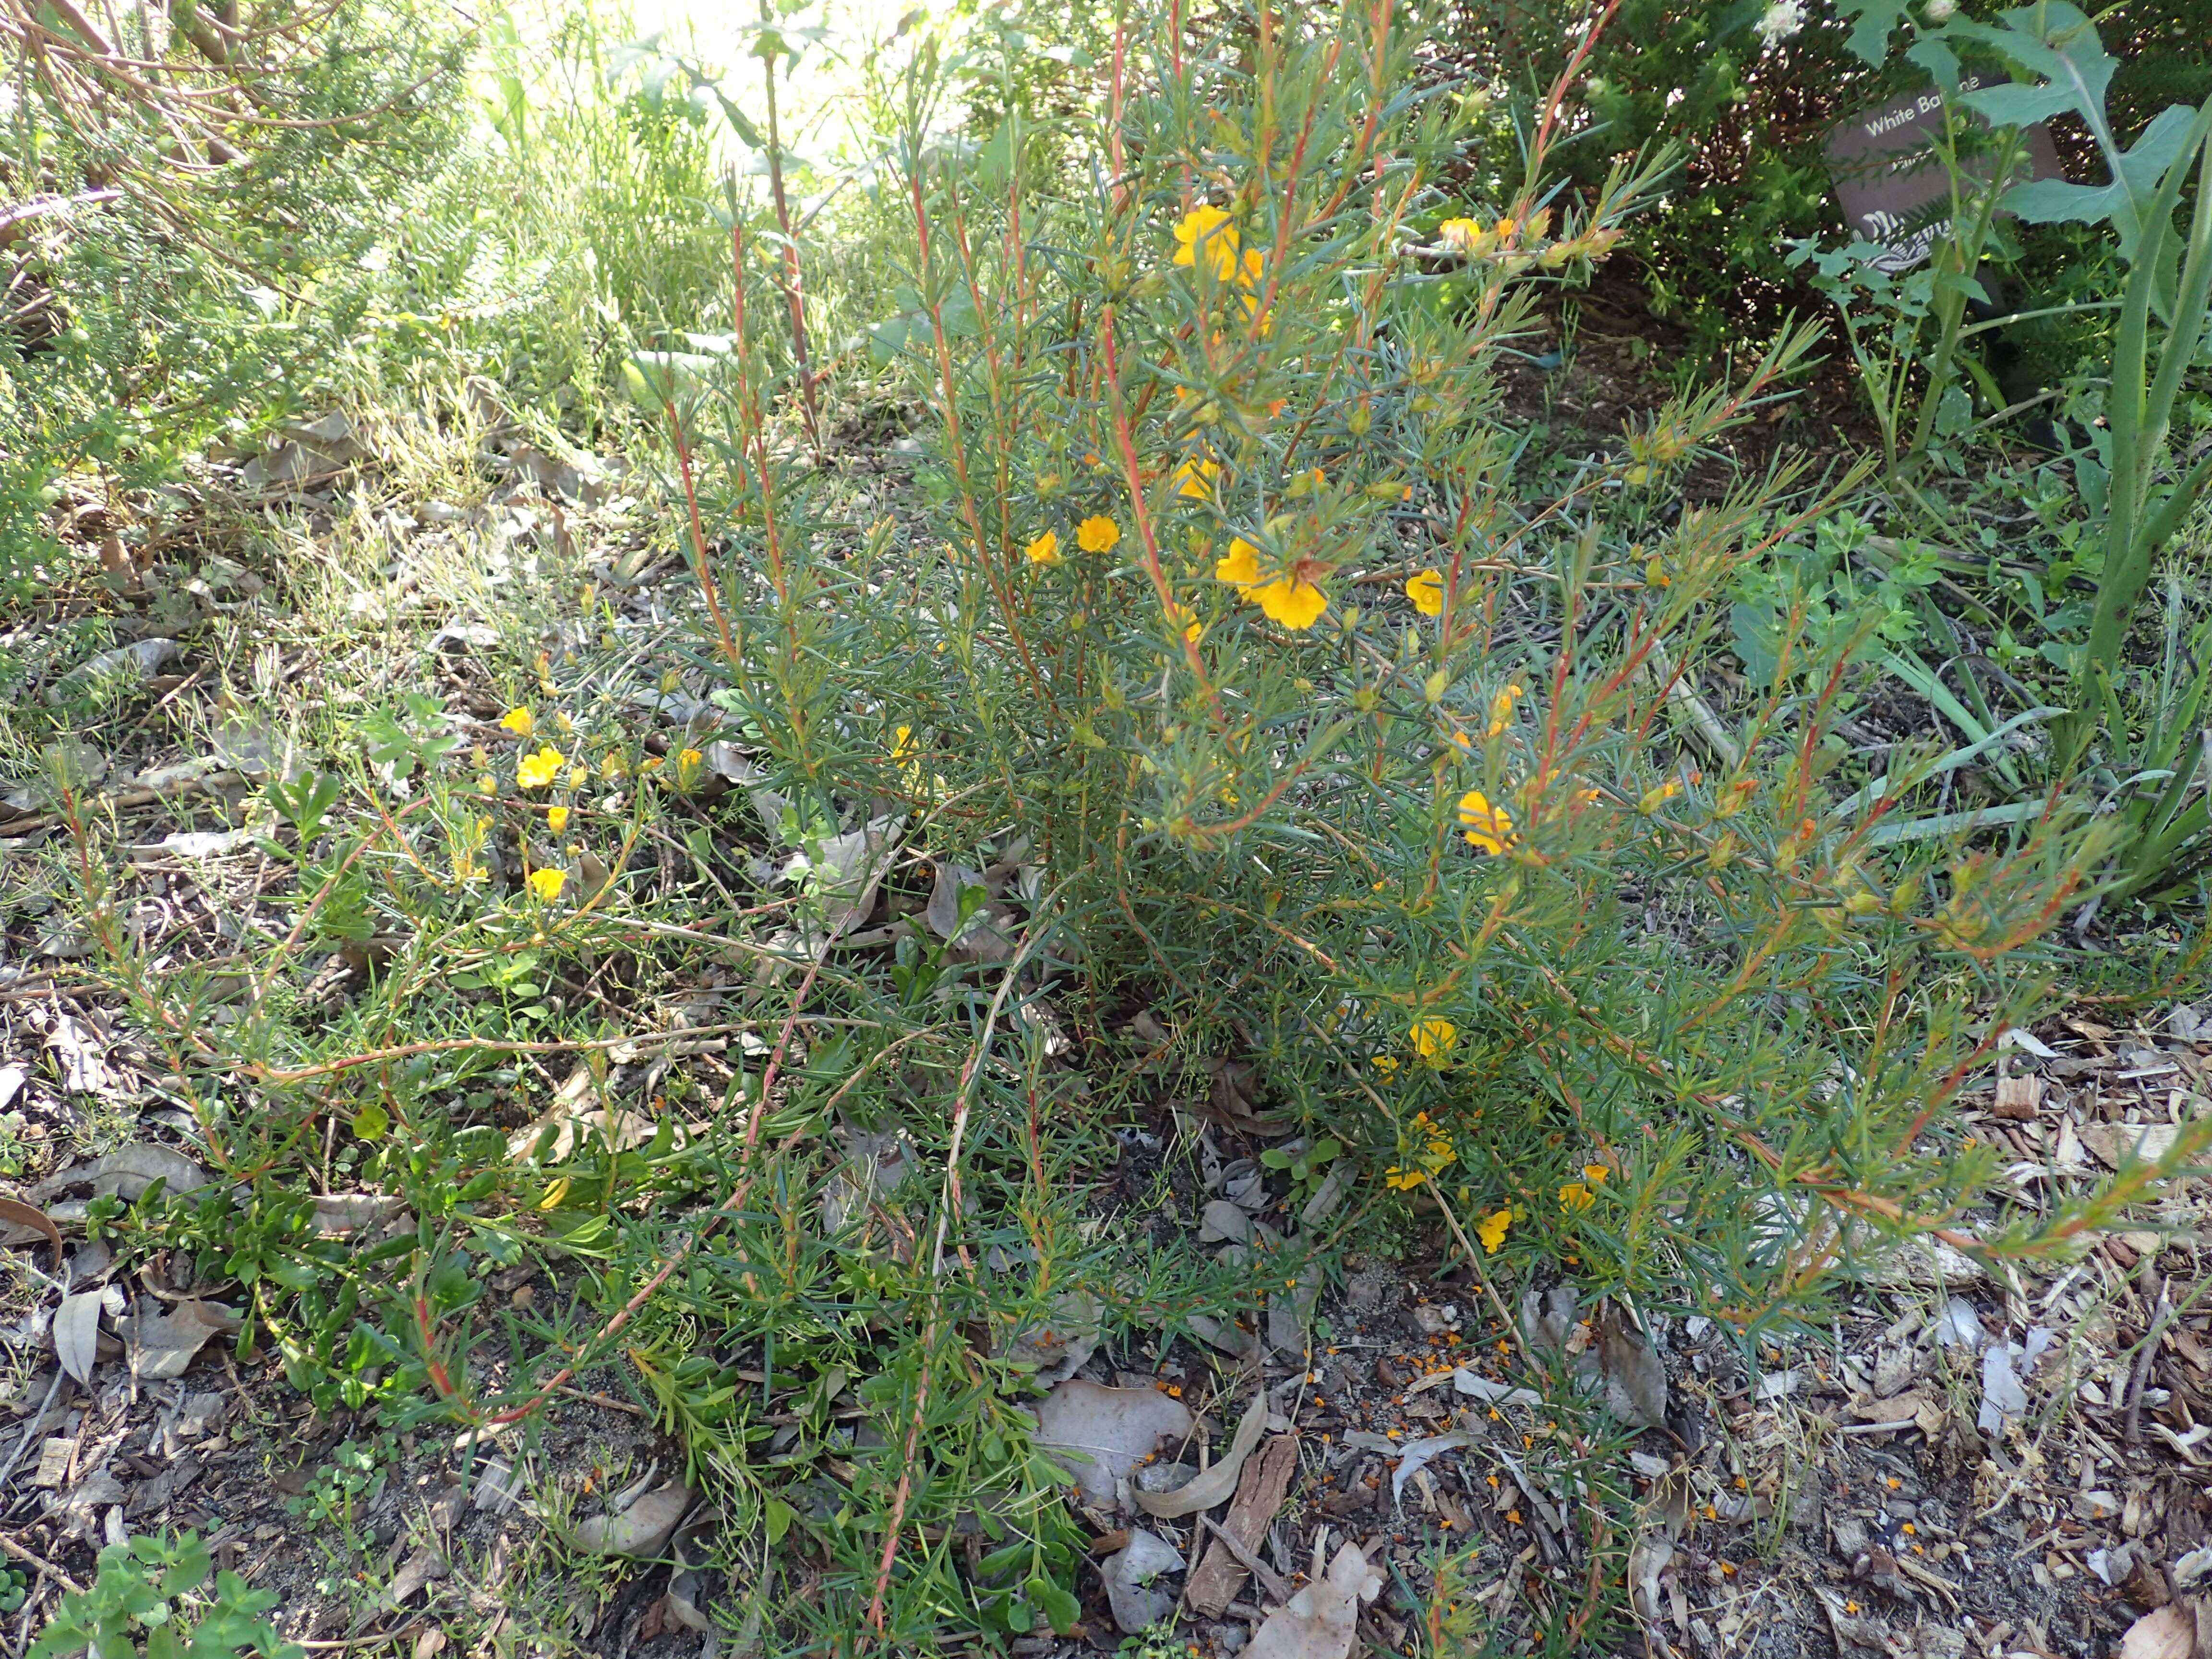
(1136, 1462, 1200, 1495)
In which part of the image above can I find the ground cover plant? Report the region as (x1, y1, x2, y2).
(1, 0, 2209, 1656)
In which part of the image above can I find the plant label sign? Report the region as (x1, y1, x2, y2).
(1824, 75, 2063, 272)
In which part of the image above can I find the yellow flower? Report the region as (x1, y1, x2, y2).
(1487, 683, 1524, 736)
(1215, 538, 1262, 588)
(1373, 1055, 1401, 1081)
(1438, 216, 1483, 252)
(1477, 1208, 1513, 1253)
(547, 805, 570, 833)
(1457, 790, 1517, 855)
(1173, 457, 1221, 500)
(1237, 246, 1265, 289)
(1410, 1017, 1457, 1065)
(1077, 516, 1121, 554)
(1406, 568, 1445, 617)
(1583, 1163, 1610, 1185)
(1495, 217, 1518, 240)
(1025, 530, 1062, 566)
(1216, 538, 1328, 630)
(517, 746, 565, 790)
(1384, 1164, 1428, 1191)
(1638, 778, 1684, 815)
(1252, 573, 1327, 629)
(1560, 1181, 1595, 1212)
(676, 747, 705, 787)
(527, 867, 565, 902)
(1172, 204, 1239, 280)
(500, 707, 535, 737)
(1166, 602, 1204, 643)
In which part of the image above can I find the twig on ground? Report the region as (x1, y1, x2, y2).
(0, 1530, 85, 1596)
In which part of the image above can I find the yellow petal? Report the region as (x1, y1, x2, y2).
(1024, 530, 1062, 565)
(1477, 1209, 1512, 1252)
(1457, 790, 1516, 855)
(547, 805, 570, 833)
(528, 867, 565, 902)
(517, 746, 565, 789)
(1076, 516, 1121, 553)
(1405, 568, 1444, 617)
(1214, 538, 1262, 589)
(500, 707, 534, 737)
(1255, 575, 1327, 630)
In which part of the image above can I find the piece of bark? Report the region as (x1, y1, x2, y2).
(1185, 1434, 1301, 1616)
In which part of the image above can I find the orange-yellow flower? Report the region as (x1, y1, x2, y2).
(1254, 571, 1327, 629)
(1410, 1017, 1457, 1065)
(1215, 538, 1326, 629)
(517, 746, 564, 790)
(500, 707, 535, 737)
(1172, 204, 1239, 280)
(1458, 790, 1517, 855)
(1406, 568, 1445, 617)
(1477, 1209, 1512, 1252)
(1025, 530, 1062, 566)
(1173, 457, 1221, 500)
(527, 867, 565, 902)
(1487, 683, 1524, 735)
(1215, 538, 1262, 589)
(1076, 516, 1121, 554)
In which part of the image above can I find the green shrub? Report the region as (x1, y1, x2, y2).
(656, 0, 2171, 1372)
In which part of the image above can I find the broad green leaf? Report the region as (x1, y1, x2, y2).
(1834, 0, 1913, 67)
(2003, 104, 2200, 264)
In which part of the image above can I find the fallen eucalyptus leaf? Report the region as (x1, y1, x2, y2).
(1133, 1392, 1265, 1519)
(45, 1013, 115, 1096)
(1198, 1200, 1251, 1244)
(51, 639, 178, 701)
(821, 1123, 918, 1232)
(128, 1298, 241, 1380)
(1031, 1381, 1193, 1508)
(1593, 1304, 1668, 1429)
(2118, 1603, 2198, 1659)
(1101, 1528, 1185, 1634)
(1000, 1289, 1105, 1385)
(1245, 1541, 1382, 1659)
(1389, 1431, 1474, 1505)
(313, 1193, 410, 1237)
(572, 1480, 693, 1557)
(55, 1288, 105, 1385)
(1628, 1532, 1674, 1626)
(33, 1144, 210, 1203)
(0, 1193, 64, 1261)
(1451, 1370, 1542, 1407)
(387, 1545, 447, 1607)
